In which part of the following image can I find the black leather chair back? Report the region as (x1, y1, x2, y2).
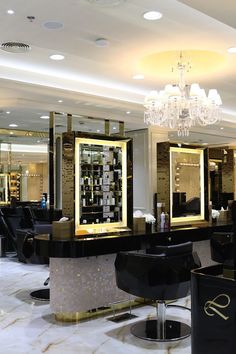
(115, 244, 194, 301)
(31, 208, 63, 224)
(0, 209, 17, 251)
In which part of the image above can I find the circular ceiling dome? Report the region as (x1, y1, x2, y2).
(86, 0, 126, 6)
(0, 42, 31, 53)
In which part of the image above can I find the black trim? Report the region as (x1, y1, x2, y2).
(34, 222, 232, 259)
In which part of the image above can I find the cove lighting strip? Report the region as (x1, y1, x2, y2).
(0, 144, 47, 153)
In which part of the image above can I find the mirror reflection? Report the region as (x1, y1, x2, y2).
(170, 147, 204, 221)
(0, 139, 48, 205)
(209, 148, 234, 210)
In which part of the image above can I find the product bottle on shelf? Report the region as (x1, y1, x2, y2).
(164, 212, 169, 229)
(94, 194, 98, 206)
(111, 195, 115, 205)
(160, 212, 165, 228)
(82, 195, 86, 207)
(41, 195, 46, 209)
(87, 154, 91, 164)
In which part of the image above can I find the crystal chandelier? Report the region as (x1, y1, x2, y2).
(144, 54, 222, 136)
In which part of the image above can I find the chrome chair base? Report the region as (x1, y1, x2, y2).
(131, 319, 191, 342)
(30, 288, 50, 301)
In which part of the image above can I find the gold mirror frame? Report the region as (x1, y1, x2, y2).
(170, 146, 205, 225)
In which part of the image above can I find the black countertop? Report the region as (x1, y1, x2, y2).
(34, 221, 232, 258)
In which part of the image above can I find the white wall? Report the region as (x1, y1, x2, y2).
(127, 127, 169, 214)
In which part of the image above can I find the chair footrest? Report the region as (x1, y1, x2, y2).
(131, 319, 190, 342)
(30, 288, 50, 301)
(107, 313, 137, 323)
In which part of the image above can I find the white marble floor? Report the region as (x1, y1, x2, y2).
(0, 256, 191, 354)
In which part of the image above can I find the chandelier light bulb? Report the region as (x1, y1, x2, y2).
(189, 83, 201, 97)
(199, 89, 207, 99)
(172, 86, 181, 97)
(208, 89, 218, 101)
(215, 94, 222, 106)
(164, 84, 173, 95)
(227, 47, 236, 53)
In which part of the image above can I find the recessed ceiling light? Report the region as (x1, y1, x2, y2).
(132, 74, 144, 80)
(9, 124, 18, 127)
(40, 115, 49, 119)
(7, 9, 15, 15)
(126, 111, 131, 114)
(58, 99, 63, 103)
(43, 21, 64, 30)
(220, 127, 224, 130)
(6, 111, 11, 114)
(95, 38, 109, 47)
(49, 54, 64, 61)
(143, 11, 163, 21)
(227, 47, 236, 53)
(10, 132, 14, 135)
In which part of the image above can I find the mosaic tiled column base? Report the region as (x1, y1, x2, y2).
(50, 254, 131, 320)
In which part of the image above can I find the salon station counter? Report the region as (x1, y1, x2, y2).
(34, 222, 232, 321)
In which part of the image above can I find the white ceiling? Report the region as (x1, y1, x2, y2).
(0, 0, 236, 148)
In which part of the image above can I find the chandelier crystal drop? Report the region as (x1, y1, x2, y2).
(144, 55, 222, 136)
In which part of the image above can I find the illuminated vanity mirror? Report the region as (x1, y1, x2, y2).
(0, 139, 48, 203)
(0, 174, 9, 204)
(208, 148, 235, 210)
(74, 134, 133, 235)
(170, 147, 205, 224)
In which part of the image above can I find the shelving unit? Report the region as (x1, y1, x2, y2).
(0, 173, 9, 204)
(9, 171, 21, 200)
(74, 134, 133, 234)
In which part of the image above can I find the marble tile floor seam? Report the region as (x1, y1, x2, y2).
(0, 258, 191, 354)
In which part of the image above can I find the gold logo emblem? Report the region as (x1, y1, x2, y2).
(204, 294, 230, 321)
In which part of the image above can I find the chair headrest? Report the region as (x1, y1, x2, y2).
(147, 241, 193, 256)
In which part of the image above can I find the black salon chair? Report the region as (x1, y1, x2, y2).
(210, 232, 234, 263)
(115, 242, 198, 342)
(0, 207, 44, 263)
(21, 232, 50, 301)
(21, 208, 63, 301)
(147, 242, 201, 312)
(31, 208, 62, 225)
(0, 209, 17, 252)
